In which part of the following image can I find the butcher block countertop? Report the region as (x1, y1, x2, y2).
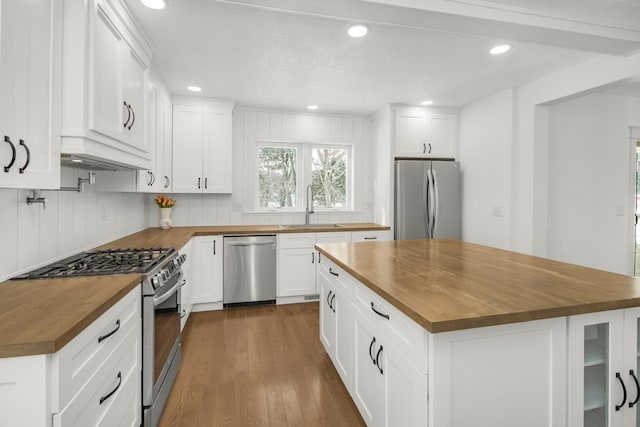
(0, 223, 388, 358)
(315, 239, 640, 333)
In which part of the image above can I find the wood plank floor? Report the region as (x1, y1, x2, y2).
(158, 303, 365, 427)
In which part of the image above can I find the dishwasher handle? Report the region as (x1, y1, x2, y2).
(226, 240, 276, 247)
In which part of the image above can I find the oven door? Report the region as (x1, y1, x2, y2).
(143, 272, 182, 408)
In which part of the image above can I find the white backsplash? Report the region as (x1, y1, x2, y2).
(0, 167, 149, 282)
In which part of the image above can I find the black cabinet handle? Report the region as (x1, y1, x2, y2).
(147, 171, 152, 186)
(204, 177, 208, 189)
(128, 104, 135, 130)
(630, 369, 640, 408)
(371, 302, 390, 320)
(364, 237, 377, 240)
(164, 175, 170, 188)
(312, 252, 315, 264)
(18, 140, 30, 173)
(213, 240, 217, 255)
(3, 136, 16, 172)
(318, 252, 321, 263)
(99, 372, 122, 405)
(198, 177, 201, 189)
(369, 337, 376, 364)
(616, 372, 628, 411)
(98, 319, 121, 343)
(330, 293, 336, 312)
(329, 268, 339, 277)
(123, 101, 131, 128)
(327, 290, 333, 307)
(428, 143, 432, 154)
(181, 309, 186, 318)
(375, 346, 384, 374)
(422, 143, 426, 154)
(150, 172, 155, 186)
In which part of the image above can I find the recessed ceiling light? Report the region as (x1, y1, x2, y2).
(141, 0, 166, 9)
(421, 100, 434, 106)
(348, 25, 369, 38)
(490, 44, 511, 55)
(307, 105, 319, 110)
(187, 85, 202, 92)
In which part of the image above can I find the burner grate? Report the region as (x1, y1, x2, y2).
(11, 248, 175, 280)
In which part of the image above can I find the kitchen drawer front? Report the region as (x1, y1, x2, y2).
(319, 256, 355, 299)
(353, 281, 428, 373)
(52, 286, 141, 411)
(53, 319, 141, 427)
(351, 230, 392, 242)
(278, 232, 315, 249)
(315, 231, 351, 244)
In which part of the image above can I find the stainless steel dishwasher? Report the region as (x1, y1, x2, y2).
(223, 235, 277, 307)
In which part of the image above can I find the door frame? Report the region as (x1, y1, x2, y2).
(628, 126, 640, 276)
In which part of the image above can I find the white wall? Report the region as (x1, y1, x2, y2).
(372, 107, 392, 226)
(149, 107, 375, 227)
(0, 167, 148, 281)
(546, 93, 640, 274)
(458, 89, 513, 249)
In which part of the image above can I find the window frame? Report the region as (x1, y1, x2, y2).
(254, 140, 353, 212)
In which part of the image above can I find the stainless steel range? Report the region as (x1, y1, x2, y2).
(12, 247, 186, 427)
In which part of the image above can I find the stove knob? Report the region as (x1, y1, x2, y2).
(181, 254, 187, 263)
(162, 270, 169, 281)
(151, 276, 160, 289)
(173, 259, 180, 268)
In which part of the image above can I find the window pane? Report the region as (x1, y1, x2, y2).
(312, 147, 347, 208)
(258, 147, 297, 208)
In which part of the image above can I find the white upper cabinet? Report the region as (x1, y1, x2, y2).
(172, 98, 233, 194)
(394, 106, 457, 158)
(60, 0, 152, 169)
(0, 0, 61, 189)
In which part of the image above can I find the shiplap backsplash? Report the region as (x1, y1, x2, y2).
(0, 167, 148, 282)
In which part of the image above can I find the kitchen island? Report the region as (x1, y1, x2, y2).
(315, 239, 640, 427)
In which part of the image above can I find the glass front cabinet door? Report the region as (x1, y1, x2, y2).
(569, 308, 640, 427)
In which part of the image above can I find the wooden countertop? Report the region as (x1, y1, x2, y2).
(0, 223, 387, 358)
(315, 239, 640, 333)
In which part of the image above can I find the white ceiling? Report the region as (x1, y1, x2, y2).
(124, 0, 640, 115)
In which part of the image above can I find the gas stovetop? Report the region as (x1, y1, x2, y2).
(11, 248, 176, 280)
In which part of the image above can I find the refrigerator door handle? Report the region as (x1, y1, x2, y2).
(431, 169, 438, 238)
(423, 166, 431, 238)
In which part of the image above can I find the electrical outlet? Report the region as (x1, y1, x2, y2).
(492, 206, 504, 217)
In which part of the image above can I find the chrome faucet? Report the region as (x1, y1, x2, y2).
(305, 184, 315, 224)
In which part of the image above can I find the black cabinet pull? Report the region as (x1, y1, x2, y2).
(422, 143, 426, 154)
(318, 252, 321, 263)
(371, 302, 390, 320)
(204, 177, 208, 189)
(213, 240, 216, 255)
(18, 140, 30, 173)
(311, 252, 315, 264)
(364, 237, 377, 240)
(329, 268, 339, 277)
(150, 172, 155, 186)
(327, 290, 333, 307)
(181, 309, 186, 318)
(616, 372, 628, 411)
(368, 337, 376, 364)
(123, 101, 131, 127)
(198, 177, 201, 189)
(375, 346, 384, 374)
(330, 293, 336, 312)
(147, 171, 152, 186)
(3, 136, 16, 172)
(164, 175, 170, 188)
(99, 372, 122, 405)
(98, 319, 121, 343)
(428, 143, 432, 154)
(630, 369, 640, 408)
(128, 104, 135, 130)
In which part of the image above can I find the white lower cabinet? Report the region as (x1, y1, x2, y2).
(568, 308, 640, 427)
(179, 239, 194, 330)
(191, 236, 223, 306)
(0, 287, 141, 427)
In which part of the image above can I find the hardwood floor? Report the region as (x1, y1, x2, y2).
(158, 303, 365, 427)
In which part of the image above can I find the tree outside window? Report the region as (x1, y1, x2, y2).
(258, 146, 297, 208)
(312, 147, 347, 208)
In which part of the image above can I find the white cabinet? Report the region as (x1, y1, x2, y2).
(60, 0, 151, 169)
(278, 232, 352, 298)
(0, 287, 141, 427)
(351, 230, 393, 242)
(0, 0, 61, 189)
(191, 236, 223, 305)
(172, 99, 233, 193)
(568, 308, 640, 427)
(394, 106, 457, 158)
(179, 240, 194, 330)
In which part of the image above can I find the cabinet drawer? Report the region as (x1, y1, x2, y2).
(278, 233, 315, 249)
(319, 257, 355, 299)
(316, 232, 351, 244)
(353, 281, 428, 373)
(52, 286, 141, 411)
(53, 320, 141, 427)
(351, 230, 392, 242)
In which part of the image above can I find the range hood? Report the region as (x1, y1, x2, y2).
(60, 136, 151, 171)
(60, 154, 141, 171)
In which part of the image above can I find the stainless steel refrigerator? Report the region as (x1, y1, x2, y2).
(394, 159, 461, 240)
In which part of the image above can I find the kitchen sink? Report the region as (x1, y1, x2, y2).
(278, 224, 345, 230)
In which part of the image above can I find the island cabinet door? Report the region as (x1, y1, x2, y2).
(353, 309, 384, 426)
(430, 317, 567, 427)
(623, 307, 640, 427)
(319, 272, 335, 356)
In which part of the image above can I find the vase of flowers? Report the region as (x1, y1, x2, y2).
(155, 195, 176, 229)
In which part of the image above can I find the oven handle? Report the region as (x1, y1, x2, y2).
(153, 274, 182, 306)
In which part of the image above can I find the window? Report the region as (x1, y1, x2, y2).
(256, 142, 351, 211)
